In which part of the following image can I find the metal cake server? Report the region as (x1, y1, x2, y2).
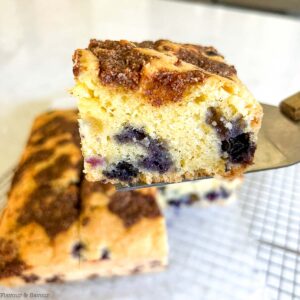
(117, 102, 300, 191)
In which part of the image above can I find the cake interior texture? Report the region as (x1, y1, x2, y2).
(0, 110, 167, 287)
(72, 39, 263, 184)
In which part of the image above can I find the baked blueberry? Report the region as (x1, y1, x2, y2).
(100, 248, 110, 260)
(72, 242, 85, 258)
(114, 126, 173, 175)
(221, 133, 256, 164)
(207, 107, 256, 165)
(103, 161, 139, 182)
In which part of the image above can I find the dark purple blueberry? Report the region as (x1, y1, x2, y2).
(206, 107, 255, 165)
(139, 140, 172, 173)
(168, 193, 200, 207)
(167, 199, 182, 208)
(139, 152, 172, 173)
(205, 191, 220, 201)
(115, 126, 147, 143)
(114, 126, 173, 174)
(220, 186, 231, 199)
(221, 133, 256, 164)
(103, 161, 139, 182)
(100, 248, 110, 260)
(72, 242, 85, 258)
(86, 156, 104, 168)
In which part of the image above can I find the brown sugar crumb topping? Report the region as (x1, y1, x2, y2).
(86, 39, 236, 81)
(135, 41, 155, 49)
(29, 114, 80, 147)
(88, 39, 155, 90)
(138, 40, 224, 59)
(72, 50, 82, 77)
(11, 112, 81, 188)
(18, 184, 80, 238)
(76, 39, 238, 105)
(33, 154, 82, 184)
(0, 259, 26, 279)
(0, 238, 18, 262)
(176, 48, 236, 78)
(108, 191, 161, 227)
(143, 70, 207, 106)
(0, 238, 26, 279)
(11, 149, 54, 187)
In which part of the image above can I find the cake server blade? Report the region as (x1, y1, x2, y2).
(116, 103, 300, 191)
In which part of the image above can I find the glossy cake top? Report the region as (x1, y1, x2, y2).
(73, 39, 240, 106)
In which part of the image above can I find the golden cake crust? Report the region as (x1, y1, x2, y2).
(73, 39, 238, 106)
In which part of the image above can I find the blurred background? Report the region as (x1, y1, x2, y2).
(0, 1, 300, 299)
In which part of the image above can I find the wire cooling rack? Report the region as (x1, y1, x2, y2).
(0, 164, 299, 300)
(239, 164, 300, 300)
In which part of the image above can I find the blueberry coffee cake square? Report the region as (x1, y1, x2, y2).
(72, 39, 262, 185)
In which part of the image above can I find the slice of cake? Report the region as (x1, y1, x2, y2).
(72, 39, 263, 185)
(158, 177, 242, 209)
(0, 110, 167, 286)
